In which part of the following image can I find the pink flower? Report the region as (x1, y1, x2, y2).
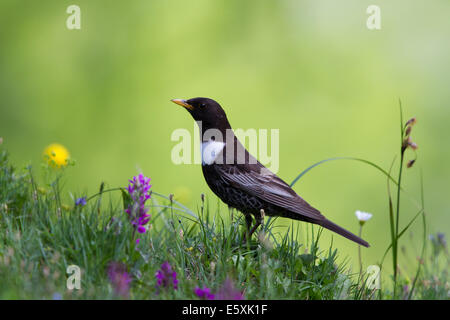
(155, 261, 178, 290)
(107, 262, 131, 298)
(215, 277, 244, 300)
(126, 174, 152, 234)
(195, 287, 215, 300)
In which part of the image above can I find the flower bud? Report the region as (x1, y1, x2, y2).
(405, 117, 417, 126)
(408, 140, 418, 150)
(406, 159, 416, 168)
(403, 137, 418, 151)
(405, 126, 412, 136)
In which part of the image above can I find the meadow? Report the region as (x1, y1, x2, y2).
(0, 0, 449, 300)
(0, 131, 447, 299)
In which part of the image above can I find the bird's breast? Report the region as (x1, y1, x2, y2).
(201, 140, 225, 165)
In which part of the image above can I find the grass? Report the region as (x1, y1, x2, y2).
(0, 147, 447, 300)
(0, 150, 351, 299)
(0, 107, 448, 300)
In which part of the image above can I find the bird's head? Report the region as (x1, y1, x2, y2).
(171, 97, 230, 131)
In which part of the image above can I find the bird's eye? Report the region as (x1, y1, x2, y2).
(200, 103, 206, 109)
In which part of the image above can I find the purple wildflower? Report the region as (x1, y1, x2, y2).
(402, 285, 410, 299)
(155, 261, 178, 290)
(126, 174, 152, 234)
(215, 277, 244, 300)
(437, 232, 447, 248)
(194, 287, 215, 300)
(430, 232, 447, 254)
(52, 292, 63, 300)
(75, 197, 87, 207)
(107, 262, 131, 298)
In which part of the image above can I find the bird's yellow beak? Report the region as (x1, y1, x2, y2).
(171, 99, 194, 110)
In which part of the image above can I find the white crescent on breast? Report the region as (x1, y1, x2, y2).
(201, 141, 225, 165)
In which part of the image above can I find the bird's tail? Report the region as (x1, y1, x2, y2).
(318, 219, 370, 247)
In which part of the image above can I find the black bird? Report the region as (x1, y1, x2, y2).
(171, 97, 369, 247)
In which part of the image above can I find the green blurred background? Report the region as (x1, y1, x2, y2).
(1, 0, 449, 272)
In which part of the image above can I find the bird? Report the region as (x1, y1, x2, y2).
(171, 97, 369, 247)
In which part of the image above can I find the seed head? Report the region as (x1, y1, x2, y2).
(405, 117, 417, 127)
(406, 159, 416, 168)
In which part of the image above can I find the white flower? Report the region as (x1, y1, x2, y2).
(355, 210, 373, 225)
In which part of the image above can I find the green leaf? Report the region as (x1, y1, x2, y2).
(121, 188, 132, 212)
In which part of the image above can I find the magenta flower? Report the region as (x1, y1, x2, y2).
(155, 261, 178, 290)
(215, 277, 244, 300)
(194, 286, 215, 300)
(107, 262, 131, 298)
(126, 174, 152, 234)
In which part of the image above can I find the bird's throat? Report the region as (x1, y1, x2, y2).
(201, 140, 225, 165)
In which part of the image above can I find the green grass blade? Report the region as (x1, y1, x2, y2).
(290, 157, 399, 187)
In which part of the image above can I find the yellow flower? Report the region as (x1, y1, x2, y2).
(173, 186, 192, 204)
(61, 204, 71, 211)
(37, 187, 48, 195)
(43, 143, 70, 168)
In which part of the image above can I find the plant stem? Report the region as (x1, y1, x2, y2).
(393, 151, 404, 297)
(358, 224, 363, 279)
(86, 187, 123, 202)
(393, 103, 405, 298)
(408, 171, 427, 299)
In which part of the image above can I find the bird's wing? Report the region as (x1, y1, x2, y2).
(215, 163, 325, 221)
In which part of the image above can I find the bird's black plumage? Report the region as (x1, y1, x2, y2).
(171, 97, 369, 247)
